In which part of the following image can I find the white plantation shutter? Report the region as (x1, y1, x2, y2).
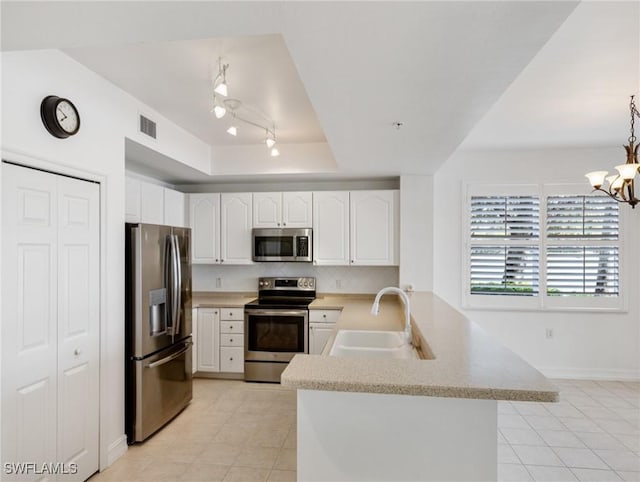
(469, 196, 540, 296)
(466, 186, 623, 310)
(545, 195, 620, 298)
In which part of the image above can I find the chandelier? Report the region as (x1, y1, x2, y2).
(585, 95, 639, 208)
(210, 58, 279, 157)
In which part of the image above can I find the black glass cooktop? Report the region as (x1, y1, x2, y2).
(245, 297, 315, 310)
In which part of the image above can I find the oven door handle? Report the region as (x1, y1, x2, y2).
(245, 310, 308, 317)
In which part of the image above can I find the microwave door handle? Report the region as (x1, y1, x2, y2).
(172, 234, 182, 338)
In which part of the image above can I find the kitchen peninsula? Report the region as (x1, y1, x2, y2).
(282, 291, 559, 482)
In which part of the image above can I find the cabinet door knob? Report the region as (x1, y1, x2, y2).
(230, 338, 234, 342)
(74, 348, 81, 356)
(323, 314, 327, 318)
(283, 223, 286, 226)
(229, 357, 233, 361)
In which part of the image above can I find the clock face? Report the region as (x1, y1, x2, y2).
(56, 100, 79, 134)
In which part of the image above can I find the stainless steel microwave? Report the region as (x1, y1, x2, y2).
(252, 228, 312, 262)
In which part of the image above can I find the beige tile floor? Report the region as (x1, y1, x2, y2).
(90, 379, 297, 482)
(91, 378, 639, 482)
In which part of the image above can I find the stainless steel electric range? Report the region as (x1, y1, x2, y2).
(244, 277, 316, 382)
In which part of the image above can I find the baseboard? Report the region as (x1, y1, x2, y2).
(539, 367, 640, 381)
(106, 434, 128, 467)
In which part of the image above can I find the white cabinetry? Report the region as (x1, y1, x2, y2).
(196, 308, 220, 373)
(309, 309, 341, 355)
(194, 307, 244, 375)
(350, 190, 399, 266)
(253, 192, 312, 228)
(219, 308, 244, 373)
(221, 193, 253, 264)
(164, 187, 186, 227)
(189, 193, 253, 265)
(313, 191, 350, 265)
(190, 193, 221, 264)
(125, 176, 186, 226)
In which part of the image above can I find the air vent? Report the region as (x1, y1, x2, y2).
(139, 115, 157, 139)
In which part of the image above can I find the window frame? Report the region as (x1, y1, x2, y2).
(462, 183, 627, 312)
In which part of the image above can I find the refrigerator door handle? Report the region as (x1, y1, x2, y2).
(145, 342, 192, 369)
(164, 234, 173, 335)
(172, 234, 182, 338)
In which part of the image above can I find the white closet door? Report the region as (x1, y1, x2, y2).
(56, 175, 100, 481)
(2, 163, 100, 481)
(2, 164, 58, 480)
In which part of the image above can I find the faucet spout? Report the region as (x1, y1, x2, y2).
(371, 287, 412, 345)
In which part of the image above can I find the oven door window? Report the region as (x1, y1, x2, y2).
(247, 314, 305, 353)
(255, 236, 294, 258)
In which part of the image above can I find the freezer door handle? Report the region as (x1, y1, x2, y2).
(146, 342, 192, 369)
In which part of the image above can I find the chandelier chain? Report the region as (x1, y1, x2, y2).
(630, 95, 637, 143)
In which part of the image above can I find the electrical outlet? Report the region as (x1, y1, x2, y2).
(545, 328, 553, 339)
(216, 277, 222, 288)
(336, 279, 342, 289)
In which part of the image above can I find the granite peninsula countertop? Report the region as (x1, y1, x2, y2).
(282, 291, 559, 403)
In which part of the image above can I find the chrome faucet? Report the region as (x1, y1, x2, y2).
(370, 287, 412, 345)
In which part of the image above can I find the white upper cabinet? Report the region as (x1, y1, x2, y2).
(313, 191, 350, 266)
(139, 181, 165, 225)
(125, 176, 186, 227)
(350, 190, 399, 266)
(282, 192, 313, 228)
(189, 192, 253, 265)
(253, 192, 282, 228)
(220, 192, 253, 265)
(125, 177, 141, 223)
(253, 192, 312, 228)
(189, 193, 221, 264)
(164, 188, 186, 227)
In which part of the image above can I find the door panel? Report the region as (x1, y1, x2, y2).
(2, 163, 100, 482)
(220, 193, 253, 264)
(134, 340, 192, 442)
(57, 175, 100, 481)
(132, 224, 174, 357)
(2, 164, 58, 479)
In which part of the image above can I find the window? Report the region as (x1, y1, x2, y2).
(546, 195, 619, 297)
(465, 184, 623, 311)
(469, 196, 540, 296)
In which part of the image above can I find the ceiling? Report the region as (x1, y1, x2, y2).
(2, 1, 638, 183)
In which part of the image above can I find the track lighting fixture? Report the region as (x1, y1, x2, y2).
(210, 59, 280, 156)
(213, 59, 228, 97)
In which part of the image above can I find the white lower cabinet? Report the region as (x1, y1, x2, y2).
(196, 308, 220, 373)
(309, 309, 341, 355)
(220, 308, 244, 373)
(195, 307, 244, 375)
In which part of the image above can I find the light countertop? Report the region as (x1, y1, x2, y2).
(192, 291, 256, 308)
(282, 291, 559, 402)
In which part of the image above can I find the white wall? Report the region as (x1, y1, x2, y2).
(193, 264, 398, 294)
(0, 49, 211, 469)
(399, 175, 433, 292)
(433, 147, 640, 380)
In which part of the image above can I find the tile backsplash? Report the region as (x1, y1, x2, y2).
(192, 264, 399, 294)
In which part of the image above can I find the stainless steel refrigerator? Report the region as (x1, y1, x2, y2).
(125, 223, 193, 443)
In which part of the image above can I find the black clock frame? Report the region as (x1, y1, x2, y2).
(40, 95, 80, 139)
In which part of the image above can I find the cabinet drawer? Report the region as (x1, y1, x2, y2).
(220, 308, 244, 321)
(309, 309, 341, 323)
(220, 321, 244, 334)
(220, 347, 244, 373)
(220, 333, 243, 347)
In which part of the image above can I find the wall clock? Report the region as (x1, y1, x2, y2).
(40, 95, 80, 139)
